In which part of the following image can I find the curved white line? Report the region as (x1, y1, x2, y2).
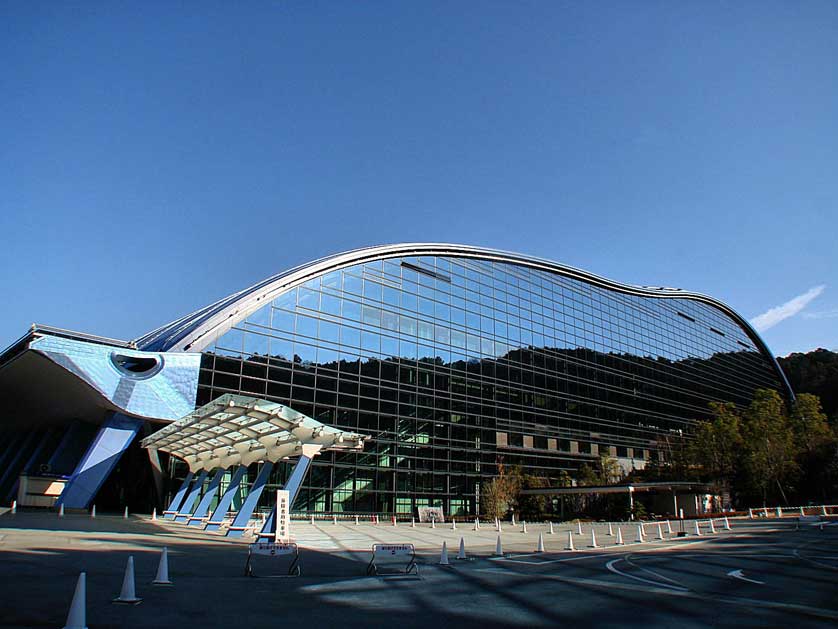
(605, 557, 688, 592)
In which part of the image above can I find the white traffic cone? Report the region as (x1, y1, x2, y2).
(723, 516, 730, 530)
(822, 505, 828, 516)
(152, 547, 172, 585)
(657, 523, 664, 540)
(355, 515, 359, 525)
(511, 513, 516, 526)
(495, 535, 503, 556)
(457, 537, 466, 560)
(577, 521, 583, 536)
(333, 515, 338, 525)
(800, 506, 805, 516)
(549, 521, 554, 535)
(439, 542, 449, 565)
(62, 572, 88, 629)
(709, 520, 716, 534)
(763, 507, 769, 517)
(694, 520, 702, 536)
(310, 514, 315, 525)
(431, 518, 436, 529)
(749, 508, 754, 519)
(393, 516, 397, 527)
(565, 530, 575, 551)
(522, 521, 527, 533)
(616, 528, 624, 545)
(151, 508, 156, 521)
(10, 500, 16, 515)
(666, 520, 672, 535)
(411, 518, 415, 528)
(59, 504, 65, 518)
(452, 519, 457, 531)
(537, 532, 545, 553)
(590, 529, 598, 548)
(113, 556, 141, 604)
(607, 522, 614, 536)
(496, 518, 501, 532)
(776, 507, 782, 518)
(474, 518, 480, 531)
(90, 505, 96, 519)
(124, 506, 129, 519)
(636, 525, 644, 543)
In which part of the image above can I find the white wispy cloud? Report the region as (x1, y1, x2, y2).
(802, 308, 838, 320)
(750, 285, 826, 333)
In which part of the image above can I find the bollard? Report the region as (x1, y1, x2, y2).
(63, 572, 88, 629)
(496, 518, 501, 532)
(457, 537, 467, 560)
(310, 514, 315, 525)
(763, 507, 769, 517)
(511, 513, 516, 526)
(657, 523, 664, 540)
(549, 521, 554, 535)
(723, 516, 730, 531)
(90, 505, 96, 519)
(607, 522, 613, 536)
(355, 515, 360, 526)
(431, 518, 436, 529)
(666, 520, 672, 535)
(411, 517, 415, 528)
(636, 524, 644, 543)
(439, 542, 449, 565)
(151, 507, 156, 521)
(800, 506, 805, 517)
(694, 520, 702, 536)
(113, 556, 142, 604)
(776, 507, 782, 518)
(59, 503, 65, 518)
(124, 506, 129, 519)
(616, 528, 624, 545)
(749, 508, 754, 519)
(474, 518, 480, 531)
(537, 532, 545, 553)
(495, 535, 503, 556)
(590, 529, 598, 548)
(333, 515, 338, 526)
(452, 519, 457, 531)
(709, 519, 716, 534)
(577, 521, 583, 536)
(393, 516, 397, 527)
(522, 521, 527, 534)
(152, 547, 172, 585)
(565, 530, 575, 551)
(10, 500, 16, 515)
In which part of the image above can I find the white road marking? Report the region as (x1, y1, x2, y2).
(727, 569, 764, 585)
(606, 557, 688, 592)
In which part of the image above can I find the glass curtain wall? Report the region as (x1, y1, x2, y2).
(194, 255, 784, 516)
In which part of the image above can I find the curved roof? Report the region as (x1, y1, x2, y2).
(135, 243, 793, 399)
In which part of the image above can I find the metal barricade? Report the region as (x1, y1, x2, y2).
(245, 542, 300, 577)
(366, 543, 418, 576)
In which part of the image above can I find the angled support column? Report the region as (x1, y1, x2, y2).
(226, 461, 274, 538)
(174, 470, 209, 522)
(0, 432, 38, 498)
(163, 472, 194, 519)
(187, 469, 225, 527)
(260, 444, 322, 539)
(204, 466, 247, 532)
(5, 428, 55, 503)
(56, 413, 143, 509)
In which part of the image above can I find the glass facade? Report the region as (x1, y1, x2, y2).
(193, 254, 786, 517)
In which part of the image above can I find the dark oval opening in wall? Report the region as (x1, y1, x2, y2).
(111, 352, 162, 378)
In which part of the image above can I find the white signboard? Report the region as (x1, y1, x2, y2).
(417, 506, 444, 523)
(373, 544, 415, 557)
(276, 489, 290, 542)
(250, 542, 297, 556)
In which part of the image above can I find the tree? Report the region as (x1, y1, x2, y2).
(689, 401, 742, 489)
(480, 462, 521, 519)
(790, 394, 834, 455)
(790, 393, 836, 503)
(740, 389, 796, 505)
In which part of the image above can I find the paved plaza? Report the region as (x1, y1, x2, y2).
(1, 509, 836, 628)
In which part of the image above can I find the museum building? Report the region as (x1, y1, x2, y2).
(0, 244, 793, 517)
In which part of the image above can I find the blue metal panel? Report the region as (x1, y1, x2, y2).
(205, 466, 246, 532)
(174, 470, 209, 522)
(164, 472, 194, 519)
(259, 454, 314, 538)
(0, 434, 25, 475)
(187, 469, 224, 527)
(56, 413, 143, 509)
(226, 461, 274, 538)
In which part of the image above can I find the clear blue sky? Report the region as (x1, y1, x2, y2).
(1, 2, 836, 357)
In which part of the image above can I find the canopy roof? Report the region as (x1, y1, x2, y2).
(141, 394, 367, 472)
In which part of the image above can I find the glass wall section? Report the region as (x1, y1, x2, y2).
(196, 255, 785, 516)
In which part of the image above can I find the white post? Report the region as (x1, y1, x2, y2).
(124, 506, 129, 519)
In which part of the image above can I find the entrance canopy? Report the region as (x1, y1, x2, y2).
(141, 394, 367, 472)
